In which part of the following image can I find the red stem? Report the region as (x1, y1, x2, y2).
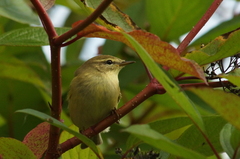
(31, 0, 116, 158)
(200, 130, 221, 159)
(45, 45, 62, 159)
(30, 0, 58, 38)
(177, 0, 223, 54)
(143, 63, 154, 80)
(181, 80, 229, 88)
(30, 0, 61, 158)
(54, 0, 114, 46)
(232, 142, 240, 159)
(176, 76, 200, 81)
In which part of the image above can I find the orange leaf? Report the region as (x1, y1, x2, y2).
(73, 21, 206, 81)
(22, 122, 50, 159)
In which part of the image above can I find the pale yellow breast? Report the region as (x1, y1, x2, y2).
(68, 71, 120, 130)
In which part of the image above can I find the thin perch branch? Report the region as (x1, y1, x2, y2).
(54, 0, 114, 45)
(60, 79, 230, 153)
(177, 0, 223, 54)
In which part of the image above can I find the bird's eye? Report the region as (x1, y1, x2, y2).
(106, 60, 113, 65)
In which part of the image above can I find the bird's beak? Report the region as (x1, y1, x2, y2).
(119, 61, 135, 66)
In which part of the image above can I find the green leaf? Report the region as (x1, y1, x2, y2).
(60, 125, 99, 159)
(125, 134, 142, 150)
(218, 68, 240, 87)
(74, 0, 138, 32)
(185, 90, 216, 114)
(177, 116, 226, 156)
(0, 54, 46, 89)
(192, 16, 240, 46)
(149, 116, 226, 157)
(122, 32, 205, 132)
(230, 126, 240, 158)
(65, 38, 85, 64)
(185, 28, 240, 66)
(0, 79, 49, 140)
(124, 0, 146, 29)
(16, 109, 103, 158)
(124, 124, 206, 159)
(146, 0, 213, 41)
(187, 87, 240, 130)
(0, 27, 71, 46)
(149, 116, 193, 134)
(0, 137, 36, 159)
(220, 123, 240, 159)
(220, 123, 234, 158)
(0, 0, 39, 25)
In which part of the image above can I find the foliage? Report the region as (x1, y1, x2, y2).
(0, 0, 240, 159)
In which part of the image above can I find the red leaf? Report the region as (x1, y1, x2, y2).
(22, 122, 50, 159)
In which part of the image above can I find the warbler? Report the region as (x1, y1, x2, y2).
(68, 55, 135, 149)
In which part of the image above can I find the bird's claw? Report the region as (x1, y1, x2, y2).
(111, 108, 120, 124)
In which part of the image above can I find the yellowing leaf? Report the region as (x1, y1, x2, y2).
(186, 28, 240, 66)
(219, 68, 240, 87)
(0, 137, 36, 159)
(187, 87, 240, 130)
(60, 125, 99, 159)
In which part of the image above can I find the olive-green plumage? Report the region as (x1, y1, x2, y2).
(68, 55, 134, 149)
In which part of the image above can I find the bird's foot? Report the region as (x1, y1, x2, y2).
(111, 108, 120, 124)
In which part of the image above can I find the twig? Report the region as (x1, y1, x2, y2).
(200, 129, 221, 159)
(181, 80, 229, 88)
(54, 0, 115, 46)
(177, 0, 223, 54)
(143, 63, 154, 80)
(176, 76, 200, 81)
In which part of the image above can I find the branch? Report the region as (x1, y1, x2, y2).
(177, 0, 223, 54)
(54, 0, 114, 46)
(202, 130, 222, 159)
(181, 81, 229, 88)
(60, 79, 230, 153)
(45, 45, 62, 159)
(143, 63, 154, 80)
(176, 76, 200, 81)
(30, 0, 58, 38)
(60, 78, 161, 153)
(30, 0, 62, 158)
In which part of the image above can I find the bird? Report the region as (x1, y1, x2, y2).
(68, 55, 135, 149)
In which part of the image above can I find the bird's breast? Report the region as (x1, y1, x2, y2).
(68, 72, 120, 129)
